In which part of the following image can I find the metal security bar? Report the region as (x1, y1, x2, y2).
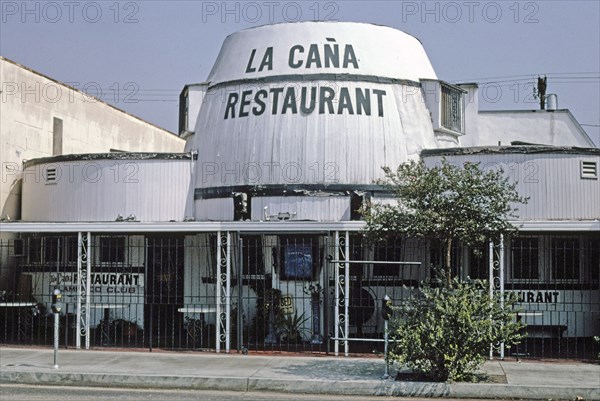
(0, 232, 597, 359)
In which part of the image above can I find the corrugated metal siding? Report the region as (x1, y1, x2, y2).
(192, 82, 436, 190)
(251, 196, 351, 222)
(424, 153, 600, 221)
(22, 159, 192, 222)
(194, 198, 234, 221)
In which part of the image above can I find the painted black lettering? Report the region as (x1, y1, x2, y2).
(245, 49, 257, 73)
(253, 90, 268, 116)
(239, 90, 253, 117)
(337, 87, 354, 115)
(224, 93, 239, 119)
(544, 292, 553, 303)
(343, 44, 359, 69)
(259, 47, 273, 72)
(300, 86, 316, 114)
(372, 89, 386, 117)
(306, 44, 322, 68)
(356, 88, 371, 115)
(288, 45, 304, 68)
(527, 292, 534, 302)
(319, 87, 336, 114)
(535, 292, 543, 302)
(324, 43, 339, 68)
(269, 88, 284, 114)
(282, 87, 298, 114)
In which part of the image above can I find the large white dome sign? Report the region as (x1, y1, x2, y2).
(189, 22, 439, 198)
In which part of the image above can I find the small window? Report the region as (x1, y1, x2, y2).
(44, 237, 60, 263)
(551, 237, 580, 280)
(27, 237, 42, 263)
(511, 237, 539, 280)
(585, 238, 599, 282)
(65, 237, 79, 263)
(441, 83, 465, 134)
(241, 235, 264, 276)
(581, 161, 598, 179)
(372, 239, 403, 277)
(100, 237, 126, 264)
(279, 236, 318, 281)
(13, 239, 24, 257)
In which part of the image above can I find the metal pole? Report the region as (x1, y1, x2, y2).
(53, 312, 59, 369)
(382, 319, 389, 379)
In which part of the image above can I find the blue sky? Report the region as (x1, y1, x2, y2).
(1, 1, 599, 145)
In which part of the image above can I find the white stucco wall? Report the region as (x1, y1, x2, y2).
(0, 57, 185, 220)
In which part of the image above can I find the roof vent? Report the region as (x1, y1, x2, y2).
(546, 94, 558, 110)
(44, 167, 57, 183)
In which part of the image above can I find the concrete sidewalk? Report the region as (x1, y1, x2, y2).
(1, 347, 598, 399)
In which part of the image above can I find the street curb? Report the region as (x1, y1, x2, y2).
(2, 371, 599, 400)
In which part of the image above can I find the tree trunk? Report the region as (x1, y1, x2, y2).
(445, 237, 452, 285)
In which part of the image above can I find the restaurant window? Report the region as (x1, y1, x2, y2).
(511, 237, 539, 280)
(551, 237, 580, 280)
(242, 235, 264, 276)
(100, 237, 125, 264)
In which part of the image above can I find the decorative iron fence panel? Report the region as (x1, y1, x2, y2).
(1, 232, 597, 359)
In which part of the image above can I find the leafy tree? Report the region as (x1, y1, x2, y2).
(362, 158, 528, 381)
(362, 158, 528, 283)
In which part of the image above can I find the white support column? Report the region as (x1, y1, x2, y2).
(76, 232, 91, 350)
(343, 231, 350, 357)
(216, 231, 230, 353)
(488, 239, 494, 360)
(499, 234, 505, 359)
(334, 231, 349, 357)
(216, 231, 222, 353)
(334, 231, 340, 356)
(225, 231, 231, 353)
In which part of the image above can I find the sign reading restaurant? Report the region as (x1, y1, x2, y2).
(50, 272, 143, 294)
(224, 41, 388, 119)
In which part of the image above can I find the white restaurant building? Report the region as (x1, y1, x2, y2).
(1, 22, 598, 358)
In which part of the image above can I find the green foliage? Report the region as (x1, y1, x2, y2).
(277, 312, 309, 342)
(362, 158, 528, 278)
(388, 276, 524, 382)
